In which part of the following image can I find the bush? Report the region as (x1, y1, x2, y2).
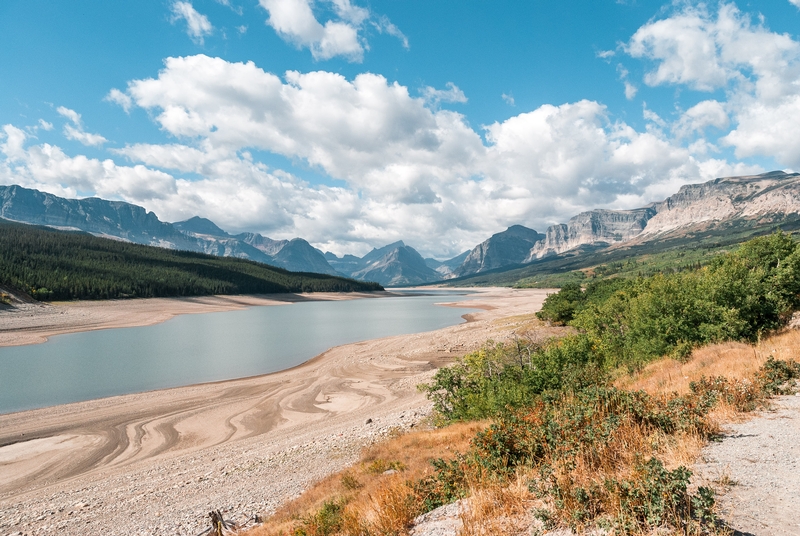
(536, 232, 800, 372)
(419, 336, 605, 422)
(418, 385, 725, 534)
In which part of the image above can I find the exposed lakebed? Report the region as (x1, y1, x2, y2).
(0, 291, 476, 414)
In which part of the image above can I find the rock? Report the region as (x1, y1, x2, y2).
(409, 500, 466, 536)
(365, 418, 373, 424)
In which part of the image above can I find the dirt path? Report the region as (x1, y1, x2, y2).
(693, 395, 800, 536)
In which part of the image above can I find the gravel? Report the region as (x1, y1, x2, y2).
(693, 394, 800, 536)
(0, 407, 431, 536)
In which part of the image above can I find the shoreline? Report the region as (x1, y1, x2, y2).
(0, 287, 559, 536)
(0, 290, 396, 348)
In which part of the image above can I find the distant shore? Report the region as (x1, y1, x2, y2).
(0, 291, 393, 348)
(0, 287, 559, 536)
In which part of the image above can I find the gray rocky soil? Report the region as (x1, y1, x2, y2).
(693, 394, 800, 536)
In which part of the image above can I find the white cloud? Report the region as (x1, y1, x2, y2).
(56, 106, 81, 125)
(624, 81, 638, 100)
(63, 125, 108, 147)
(625, 3, 800, 169)
(113, 56, 734, 247)
(215, 0, 243, 15)
(674, 100, 729, 138)
(1, 125, 175, 201)
(170, 1, 213, 44)
(420, 82, 468, 108)
(642, 104, 666, 128)
(1, 55, 763, 257)
(258, 0, 405, 61)
(259, 0, 362, 61)
(1, 125, 27, 161)
(722, 95, 800, 167)
(790, 0, 800, 8)
(329, 0, 368, 25)
(105, 88, 133, 113)
(38, 119, 54, 131)
(56, 106, 107, 147)
(372, 15, 409, 49)
(501, 93, 515, 106)
(627, 3, 800, 94)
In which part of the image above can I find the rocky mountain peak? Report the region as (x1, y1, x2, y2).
(173, 216, 229, 237)
(454, 225, 545, 277)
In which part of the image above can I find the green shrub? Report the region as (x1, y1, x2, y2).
(756, 357, 800, 395)
(535, 232, 800, 372)
(294, 499, 346, 536)
(419, 336, 605, 422)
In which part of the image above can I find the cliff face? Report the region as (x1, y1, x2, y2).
(0, 185, 199, 250)
(454, 171, 800, 277)
(0, 185, 342, 276)
(526, 208, 656, 261)
(639, 171, 800, 237)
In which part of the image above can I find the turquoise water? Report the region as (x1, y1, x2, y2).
(0, 292, 475, 414)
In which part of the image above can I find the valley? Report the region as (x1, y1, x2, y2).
(3, 171, 800, 291)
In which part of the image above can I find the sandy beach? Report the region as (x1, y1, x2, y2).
(0, 287, 557, 536)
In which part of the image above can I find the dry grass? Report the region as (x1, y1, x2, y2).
(458, 476, 536, 536)
(246, 330, 800, 536)
(618, 329, 800, 396)
(247, 421, 485, 536)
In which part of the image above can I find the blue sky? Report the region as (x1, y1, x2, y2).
(2, 1, 800, 257)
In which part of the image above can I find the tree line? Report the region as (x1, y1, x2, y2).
(0, 220, 382, 300)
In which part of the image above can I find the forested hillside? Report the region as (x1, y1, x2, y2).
(0, 220, 382, 300)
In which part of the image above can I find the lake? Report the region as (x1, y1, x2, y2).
(0, 291, 476, 414)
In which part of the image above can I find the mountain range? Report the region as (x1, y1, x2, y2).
(2, 171, 799, 286)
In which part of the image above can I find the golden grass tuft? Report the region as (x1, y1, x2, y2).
(618, 329, 800, 396)
(458, 476, 536, 536)
(247, 421, 485, 536)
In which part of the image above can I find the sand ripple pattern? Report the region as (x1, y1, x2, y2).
(0, 288, 552, 536)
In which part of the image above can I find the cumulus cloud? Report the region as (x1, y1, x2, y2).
(170, 1, 213, 44)
(19, 55, 745, 256)
(674, 100, 729, 139)
(722, 95, 800, 167)
(627, 3, 799, 95)
(258, 0, 405, 61)
(420, 82, 468, 108)
(38, 119, 54, 131)
(1, 125, 174, 201)
(625, 2, 800, 168)
(259, 0, 362, 60)
(105, 88, 133, 113)
(56, 106, 107, 147)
